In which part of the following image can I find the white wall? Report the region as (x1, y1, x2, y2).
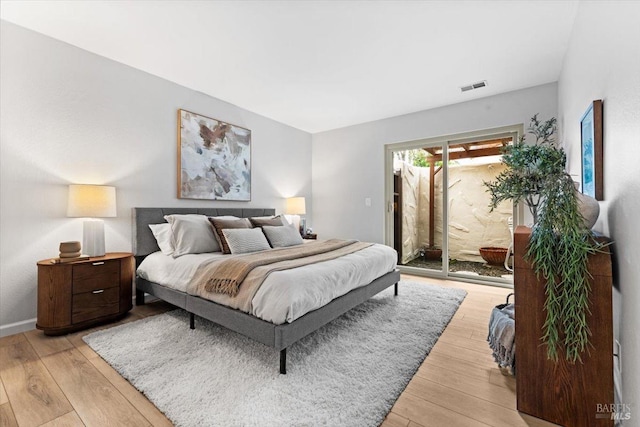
(0, 21, 312, 335)
(557, 1, 640, 413)
(312, 83, 557, 243)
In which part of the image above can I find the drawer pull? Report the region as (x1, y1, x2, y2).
(92, 289, 105, 294)
(92, 262, 105, 266)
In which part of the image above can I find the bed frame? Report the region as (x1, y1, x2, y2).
(133, 207, 400, 374)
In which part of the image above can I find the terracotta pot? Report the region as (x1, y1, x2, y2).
(424, 248, 442, 261)
(479, 247, 508, 266)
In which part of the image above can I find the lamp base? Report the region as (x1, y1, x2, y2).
(83, 219, 106, 257)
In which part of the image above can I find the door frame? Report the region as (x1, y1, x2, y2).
(383, 124, 524, 287)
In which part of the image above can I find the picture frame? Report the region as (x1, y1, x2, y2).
(580, 100, 603, 200)
(177, 109, 251, 201)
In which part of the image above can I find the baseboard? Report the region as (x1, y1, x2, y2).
(0, 318, 36, 337)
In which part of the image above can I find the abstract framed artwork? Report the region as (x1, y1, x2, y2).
(580, 100, 603, 200)
(178, 109, 251, 201)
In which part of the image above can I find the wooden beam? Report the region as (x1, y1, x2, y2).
(429, 161, 435, 248)
(427, 146, 504, 162)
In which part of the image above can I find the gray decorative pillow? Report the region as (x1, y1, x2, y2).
(222, 228, 271, 254)
(249, 215, 287, 227)
(262, 224, 304, 248)
(164, 214, 219, 257)
(208, 217, 252, 254)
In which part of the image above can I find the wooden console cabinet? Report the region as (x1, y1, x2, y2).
(36, 252, 134, 335)
(514, 227, 613, 426)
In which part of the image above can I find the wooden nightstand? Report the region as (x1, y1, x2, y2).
(302, 233, 317, 240)
(36, 252, 134, 335)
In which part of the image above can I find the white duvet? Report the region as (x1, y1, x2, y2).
(137, 243, 397, 325)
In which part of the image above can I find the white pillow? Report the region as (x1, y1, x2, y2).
(164, 214, 220, 257)
(208, 215, 240, 221)
(222, 228, 271, 254)
(262, 224, 304, 248)
(148, 223, 173, 256)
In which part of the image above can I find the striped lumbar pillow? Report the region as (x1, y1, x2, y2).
(262, 224, 304, 248)
(222, 228, 271, 254)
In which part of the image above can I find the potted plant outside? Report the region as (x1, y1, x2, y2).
(485, 115, 604, 362)
(420, 246, 442, 261)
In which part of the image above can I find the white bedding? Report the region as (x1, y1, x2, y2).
(137, 243, 397, 325)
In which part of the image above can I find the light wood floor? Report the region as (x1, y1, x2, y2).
(0, 274, 557, 427)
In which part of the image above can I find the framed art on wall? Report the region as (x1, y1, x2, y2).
(580, 100, 603, 200)
(178, 109, 251, 201)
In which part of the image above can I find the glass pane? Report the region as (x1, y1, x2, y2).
(447, 137, 514, 281)
(392, 145, 444, 273)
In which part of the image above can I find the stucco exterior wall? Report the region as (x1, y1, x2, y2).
(443, 163, 511, 262)
(401, 161, 511, 263)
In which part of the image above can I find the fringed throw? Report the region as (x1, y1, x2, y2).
(201, 239, 373, 297)
(487, 303, 516, 373)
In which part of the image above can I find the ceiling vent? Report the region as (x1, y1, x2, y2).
(461, 80, 487, 92)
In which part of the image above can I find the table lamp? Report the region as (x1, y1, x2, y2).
(67, 184, 117, 257)
(286, 196, 306, 236)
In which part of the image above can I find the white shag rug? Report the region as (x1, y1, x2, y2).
(84, 281, 466, 427)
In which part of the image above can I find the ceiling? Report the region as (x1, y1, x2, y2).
(0, 1, 579, 133)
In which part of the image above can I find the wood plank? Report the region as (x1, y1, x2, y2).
(437, 332, 492, 352)
(381, 411, 410, 427)
(470, 330, 491, 342)
(0, 378, 8, 405)
(392, 392, 489, 427)
(24, 330, 74, 358)
(0, 334, 26, 348)
(439, 324, 474, 339)
(489, 368, 516, 391)
(88, 356, 172, 427)
(405, 375, 556, 427)
(452, 311, 492, 325)
(429, 340, 495, 366)
(0, 403, 18, 427)
(0, 341, 73, 427)
(423, 353, 491, 381)
(39, 411, 85, 427)
(41, 348, 150, 427)
(447, 319, 489, 335)
(65, 333, 100, 361)
(416, 363, 516, 409)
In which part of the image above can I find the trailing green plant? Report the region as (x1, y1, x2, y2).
(485, 115, 604, 363)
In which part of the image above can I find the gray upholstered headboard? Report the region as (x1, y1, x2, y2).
(132, 207, 276, 258)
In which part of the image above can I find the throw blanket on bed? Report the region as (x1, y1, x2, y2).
(195, 239, 373, 298)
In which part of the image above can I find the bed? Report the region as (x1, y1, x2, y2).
(133, 207, 400, 374)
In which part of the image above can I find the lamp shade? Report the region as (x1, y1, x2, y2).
(67, 185, 117, 218)
(285, 197, 306, 215)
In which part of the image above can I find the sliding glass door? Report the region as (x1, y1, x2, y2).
(391, 143, 446, 274)
(384, 125, 522, 286)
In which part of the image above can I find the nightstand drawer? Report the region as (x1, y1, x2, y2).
(72, 287, 120, 324)
(72, 260, 120, 294)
